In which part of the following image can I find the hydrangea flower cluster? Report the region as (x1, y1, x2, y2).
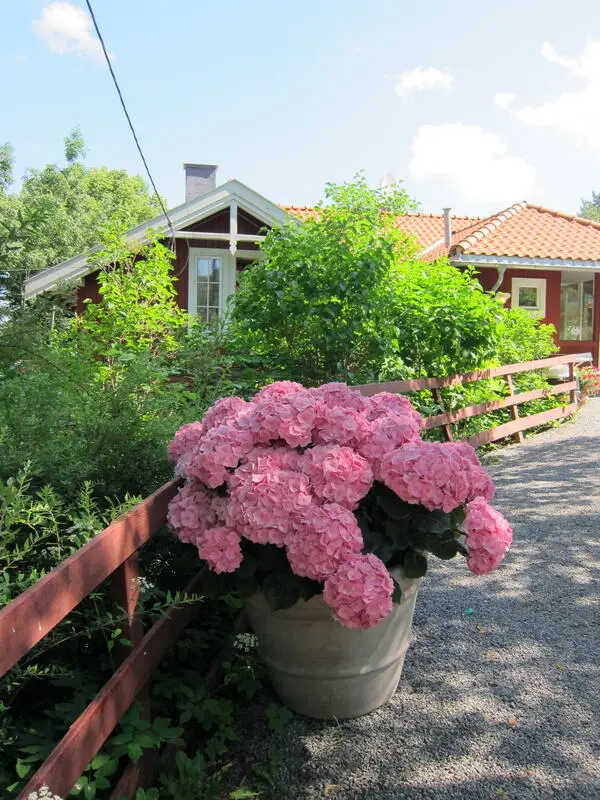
(167, 381, 512, 629)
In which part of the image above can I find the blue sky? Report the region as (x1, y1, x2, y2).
(2, 0, 600, 216)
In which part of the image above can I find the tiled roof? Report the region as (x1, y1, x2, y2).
(396, 214, 483, 260)
(284, 202, 600, 263)
(453, 203, 600, 261)
(280, 205, 317, 221)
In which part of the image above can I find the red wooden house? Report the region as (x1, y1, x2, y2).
(24, 165, 600, 365)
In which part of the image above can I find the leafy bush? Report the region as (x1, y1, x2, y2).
(391, 260, 503, 377)
(231, 175, 419, 385)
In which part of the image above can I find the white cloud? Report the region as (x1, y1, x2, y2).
(394, 67, 453, 97)
(502, 40, 600, 153)
(494, 91, 516, 109)
(409, 123, 537, 205)
(33, 2, 113, 61)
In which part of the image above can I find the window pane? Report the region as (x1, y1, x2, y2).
(518, 287, 538, 308)
(560, 274, 595, 341)
(197, 257, 221, 279)
(196, 257, 221, 321)
(197, 281, 208, 307)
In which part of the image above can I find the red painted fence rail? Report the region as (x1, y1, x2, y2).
(355, 353, 579, 446)
(0, 354, 580, 798)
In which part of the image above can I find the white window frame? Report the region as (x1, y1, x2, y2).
(511, 277, 547, 318)
(187, 247, 259, 320)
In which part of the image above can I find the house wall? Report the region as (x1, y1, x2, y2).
(473, 265, 600, 365)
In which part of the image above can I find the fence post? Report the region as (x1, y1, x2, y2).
(110, 555, 155, 797)
(568, 358, 577, 406)
(504, 374, 524, 444)
(432, 388, 454, 441)
(111, 554, 144, 657)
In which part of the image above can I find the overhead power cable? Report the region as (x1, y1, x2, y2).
(84, 0, 175, 240)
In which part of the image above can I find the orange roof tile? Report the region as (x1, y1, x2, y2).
(396, 213, 483, 252)
(283, 201, 600, 263)
(454, 203, 600, 261)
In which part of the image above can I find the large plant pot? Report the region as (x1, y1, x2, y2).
(245, 570, 420, 720)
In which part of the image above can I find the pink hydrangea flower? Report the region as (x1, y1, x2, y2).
(314, 406, 370, 449)
(379, 441, 495, 513)
(286, 503, 364, 581)
(358, 413, 423, 479)
(226, 460, 313, 545)
(255, 381, 305, 402)
(248, 390, 324, 447)
(202, 396, 252, 431)
(183, 424, 255, 488)
(237, 444, 303, 475)
(464, 497, 512, 575)
(167, 480, 217, 545)
(210, 494, 228, 524)
(309, 382, 368, 412)
(302, 445, 373, 509)
(364, 392, 422, 426)
(167, 421, 206, 464)
(323, 553, 394, 629)
(197, 527, 243, 573)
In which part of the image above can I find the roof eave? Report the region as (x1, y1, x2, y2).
(23, 180, 292, 300)
(450, 254, 600, 270)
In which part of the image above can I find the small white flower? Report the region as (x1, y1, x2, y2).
(234, 632, 258, 653)
(28, 787, 63, 800)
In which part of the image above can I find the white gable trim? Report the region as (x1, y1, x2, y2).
(23, 180, 291, 300)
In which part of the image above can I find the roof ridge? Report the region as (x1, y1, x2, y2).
(453, 201, 528, 252)
(527, 202, 600, 231)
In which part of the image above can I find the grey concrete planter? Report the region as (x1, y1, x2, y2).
(246, 570, 421, 720)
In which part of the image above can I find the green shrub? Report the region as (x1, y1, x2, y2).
(231, 175, 419, 385)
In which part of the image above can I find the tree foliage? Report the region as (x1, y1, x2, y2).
(231, 175, 420, 384)
(579, 191, 600, 223)
(232, 177, 556, 386)
(0, 128, 161, 308)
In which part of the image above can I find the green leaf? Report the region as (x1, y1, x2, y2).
(15, 759, 32, 779)
(427, 538, 460, 560)
(127, 742, 143, 762)
(414, 509, 452, 535)
(376, 486, 412, 521)
(402, 549, 428, 578)
(84, 782, 97, 800)
(391, 577, 402, 604)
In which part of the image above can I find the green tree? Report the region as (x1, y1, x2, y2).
(0, 143, 13, 193)
(231, 175, 420, 384)
(0, 128, 162, 309)
(579, 192, 600, 222)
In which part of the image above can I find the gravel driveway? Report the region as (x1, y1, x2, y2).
(235, 400, 600, 800)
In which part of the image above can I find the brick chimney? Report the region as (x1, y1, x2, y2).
(184, 163, 218, 202)
(442, 207, 452, 247)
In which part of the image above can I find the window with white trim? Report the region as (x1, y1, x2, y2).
(511, 277, 546, 318)
(195, 256, 221, 323)
(560, 271, 594, 341)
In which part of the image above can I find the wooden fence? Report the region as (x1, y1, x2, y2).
(356, 353, 579, 447)
(0, 353, 579, 798)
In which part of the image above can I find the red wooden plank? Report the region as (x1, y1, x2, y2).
(464, 402, 578, 448)
(431, 387, 453, 441)
(111, 554, 144, 660)
(0, 479, 181, 680)
(17, 570, 206, 800)
(354, 354, 577, 395)
(505, 374, 524, 444)
(109, 751, 159, 800)
(422, 381, 577, 429)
